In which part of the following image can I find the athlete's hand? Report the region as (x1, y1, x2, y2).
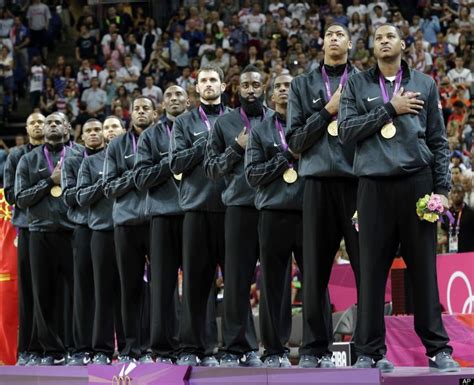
(390, 87, 424, 115)
(236, 127, 249, 149)
(325, 85, 342, 116)
(50, 160, 62, 184)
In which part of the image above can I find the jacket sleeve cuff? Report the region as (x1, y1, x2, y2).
(282, 150, 294, 162)
(384, 102, 397, 118)
(231, 140, 245, 155)
(434, 187, 449, 198)
(320, 107, 333, 122)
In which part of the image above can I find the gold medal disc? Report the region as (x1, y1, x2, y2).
(50, 185, 63, 197)
(327, 120, 338, 136)
(283, 168, 298, 184)
(381, 122, 396, 139)
(173, 173, 182, 181)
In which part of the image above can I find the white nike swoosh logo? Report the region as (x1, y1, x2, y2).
(124, 154, 134, 159)
(193, 131, 206, 136)
(273, 143, 280, 147)
(313, 98, 321, 104)
(99, 171, 103, 175)
(39, 167, 47, 172)
(367, 96, 379, 102)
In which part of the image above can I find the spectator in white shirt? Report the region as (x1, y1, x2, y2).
(288, 2, 310, 24)
(176, 66, 195, 90)
(98, 59, 114, 88)
(26, 0, 51, 60)
(76, 58, 97, 91)
(242, 3, 266, 35)
(268, 0, 286, 18)
(370, 5, 387, 30)
(141, 75, 163, 104)
(169, 29, 189, 69)
(101, 24, 125, 69)
(125, 33, 145, 71)
(447, 57, 473, 99)
(0, 8, 13, 38)
(117, 54, 140, 93)
(347, 0, 369, 22)
(81, 77, 106, 118)
(409, 39, 433, 74)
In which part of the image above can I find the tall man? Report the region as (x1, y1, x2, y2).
(3, 112, 45, 365)
(15, 113, 77, 365)
(245, 74, 304, 367)
(61, 119, 105, 365)
(287, 23, 360, 368)
(170, 64, 231, 366)
(133, 86, 189, 363)
(103, 97, 156, 363)
(204, 65, 271, 367)
(338, 23, 459, 372)
(76, 116, 126, 365)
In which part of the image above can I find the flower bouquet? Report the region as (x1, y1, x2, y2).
(416, 194, 453, 223)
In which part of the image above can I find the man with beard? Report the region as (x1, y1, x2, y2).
(14, 113, 78, 365)
(61, 119, 105, 366)
(133, 85, 189, 363)
(3, 112, 45, 366)
(287, 23, 360, 369)
(103, 97, 155, 363)
(245, 74, 304, 367)
(338, 23, 459, 372)
(204, 65, 271, 367)
(76, 116, 125, 365)
(170, 64, 231, 366)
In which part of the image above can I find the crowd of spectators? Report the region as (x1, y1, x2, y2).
(0, 0, 473, 256)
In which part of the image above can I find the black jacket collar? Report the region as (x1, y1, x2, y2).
(318, 61, 353, 76)
(370, 59, 411, 83)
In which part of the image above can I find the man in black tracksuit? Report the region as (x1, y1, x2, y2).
(338, 24, 459, 372)
(133, 86, 189, 363)
(14, 113, 78, 365)
(61, 119, 105, 366)
(205, 65, 271, 368)
(103, 97, 156, 363)
(76, 116, 126, 365)
(287, 23, 360, 369)
(3, 112, 44, 366)
(170, 64, 230, 367)
(245, 74, 304, 367)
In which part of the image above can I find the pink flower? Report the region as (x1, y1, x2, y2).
(435, 204, 444, 213)
(427, 201, 437, 211)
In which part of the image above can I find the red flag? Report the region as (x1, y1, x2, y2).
(0, 188, 18, 365)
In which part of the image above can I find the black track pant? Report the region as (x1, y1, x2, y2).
(29, 231, 73, 356)
(258, 209, 303, 356)
(17, 228, 35, 354)
(179, 211, 224, 357)
(149, 215, 183, 358)
(91, 230, 125, 356)
(114, 224, 150, 358)
(72, 225, 94, 353)
(355, 170, 452, 359)
(222, 206, 259, 355)
(300, 178, 360, 357)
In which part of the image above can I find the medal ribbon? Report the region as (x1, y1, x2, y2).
(275, 117, 293, 169)
(43, 145, 65, 173)
(321, 65, 349, 121)
(239, 107, 266, 133)
(379, 68, 403, 104)
(198, 105, 224, 131)
(131, 131, 137, 154)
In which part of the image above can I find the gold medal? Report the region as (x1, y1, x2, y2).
(50, 185, 62, 197)
(283, 168, 298, 184)
(381, 122, 396, 139)
(327, 120, 338, 136)
(173, 173, 182, 181)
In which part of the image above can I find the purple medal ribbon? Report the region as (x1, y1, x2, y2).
(321, 65, 349, 120)
(239, 107, 266, 133)
(165, 123, 172, 137)
(275, 116, 293, 169)
(379, 68, 403, 104)
(43, 145, 65, 173)
(130, 131, 137, 154)
(198, 105, 224, 131)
